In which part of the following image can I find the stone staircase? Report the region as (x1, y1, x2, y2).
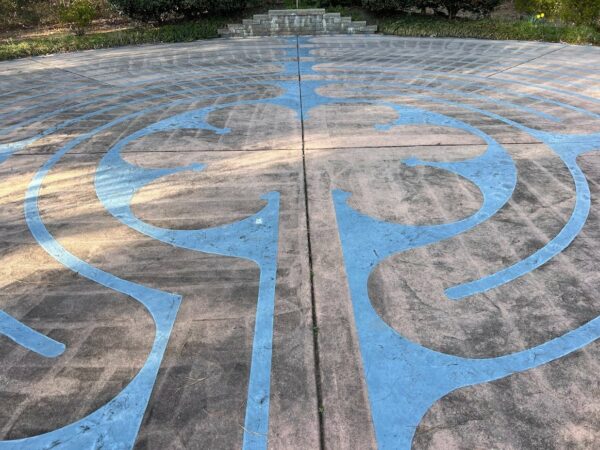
(218, 9, 377, 38)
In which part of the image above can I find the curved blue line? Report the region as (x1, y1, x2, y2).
(2, 133, 182, 450)
(0, 85, 258, 166)
(1, 59, 298, 448)
(0, 39, 300, 135)
(348, 85, 561, 123)
(353, 72, 600, 121)
(333, 189, 600, 449)
(446, 148, 593, 299)
(321, 63, 600, 107)
(304, 76, 600, 300)
(94, 99, 294, 450)
(300, 89, 517, 267)
(0, 138, 36, 165)
(0, 71, 299, 167)
(0, 95, 255, 448)
(0, 57, 296, 129)
(298, 40, 600, 449)
(444, 131, 600, 299)
(0, 310, 65, 358)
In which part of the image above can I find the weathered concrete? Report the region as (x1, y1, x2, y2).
(0, 35, 599, 449)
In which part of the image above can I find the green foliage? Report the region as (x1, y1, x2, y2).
(361, 0, 406, 12)
(379, 13, 600, 41)
(515, 0, 600, 26)
(107, 0, 246, 22)
(318, 0, 363, 6)
(514, 0, 554, 14)
(60, 0, 98, 35)
(0, 18, 228, 59)
(282, 0, 362, 6)
(0, 0, 115, 29)
(560, 0, 600, 26)
(3, 10, 600, 62)
(0, 0, 53, 27)
(177, 0, 247, 18)
(436, 0, 502, 18)
(362, 0, 500, 17)
(107, 0, 172, 22)
(0, 0, 16, 29)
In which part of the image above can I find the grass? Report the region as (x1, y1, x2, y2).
(0, 19, 229, 61)
(1, 6, 599, 61)
(378, 15, 600, 45)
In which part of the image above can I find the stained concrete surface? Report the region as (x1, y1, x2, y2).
(0, 35, 599, 449)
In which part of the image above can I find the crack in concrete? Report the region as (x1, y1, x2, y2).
(295, 35, 325, 450)
(484, 44, 567, 79)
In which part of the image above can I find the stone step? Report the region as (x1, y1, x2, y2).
(269, 8, 325, 15)
(219, 9, 377, 38)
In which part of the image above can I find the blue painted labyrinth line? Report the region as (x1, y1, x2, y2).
(324, 63, 600, 107)
(95, 108, 283, 450)
(0, 89, 260, 353)
(0, 92, 288, 449)
(1, 37, 300, 449)
(0, 311, 65, 358)
(1, 35, 599, 450)
(298, 36, 600, 449)
(295, 46, 600, 298)
(0, 39, 299, 123)
(0, 65, 300, 164)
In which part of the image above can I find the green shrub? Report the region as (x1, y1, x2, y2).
(2, 0, 49, 26)
(107, 0, 172, 22)
(361, 0, 408, 12)
(559, 0, 600, 26)
(516, 0, 600, 26)
(108, 0, 246, 22)
(60, 0, 98, 35)
(434, 0, 502, 19)
(514, 0, 554, 14)
(0, 0, 16, 28)
(177, 0, 246, 18)
(363, 0, 500, 17)
(318, 0, 363, 5)
(1, 0, 114, 29)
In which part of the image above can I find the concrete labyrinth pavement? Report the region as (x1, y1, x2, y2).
(0, 35, 599, 449)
